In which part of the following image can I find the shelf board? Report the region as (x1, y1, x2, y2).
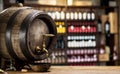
(67, 33, 97, 35)
(7, 3, 118, 9)
(66, 6, 119, 9)
(67, 61, 98, 64)
(67, 53, 98, 56)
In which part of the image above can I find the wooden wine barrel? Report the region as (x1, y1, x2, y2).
(0, 7, 56, 61)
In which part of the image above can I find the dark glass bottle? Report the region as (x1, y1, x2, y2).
(104, 18, 110, 46)
(97, 16, 102, 33)
(16, 0, 24, 3)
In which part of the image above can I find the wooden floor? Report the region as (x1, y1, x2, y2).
(1, 66, 120, 74)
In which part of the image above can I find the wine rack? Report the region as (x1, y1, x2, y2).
(66, 8, 99, 66)
(38, 50, 66, 64)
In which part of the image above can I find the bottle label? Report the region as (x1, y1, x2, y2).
(98, 23, 101, 32)
(83, 12, 87, 20)
(70, 12, 74, 20)
(79, 12, 82, 20)
(87, 13, 91, 20)
(66, 12, 70, 20)
(105, 23, 110, 32)
(91, 13, 95, 20)
(61, 11, 65, 20)
(52, 12, 55, 19)
(74, 12, 78, 20)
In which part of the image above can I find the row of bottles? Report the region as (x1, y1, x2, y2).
(47, 10, 95, 20)
(68, 25, 96, 33)
(67, 35, 95, 40)
(66, 11, 95, 20)
(69, 63, 97, 66)
(47, 11, 65, 20)
(36, 48, 117, 65)
(55, 21, 66, 33)
(38, 57, 66, 64)
(67, 54, 98, 63)
(52, 51, 65, 56)
(67, 49, 98, 55)
(56, 21, 65, 26)
(67, 40, 96, 47)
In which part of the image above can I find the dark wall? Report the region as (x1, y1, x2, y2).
(3, 0, 9, 9)
(115, 0, 120, 65)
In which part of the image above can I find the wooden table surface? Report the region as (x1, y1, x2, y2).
(1, 66, 120, 74)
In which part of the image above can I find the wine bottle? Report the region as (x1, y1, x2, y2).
(56, 11, 60, 20)
(70, 12, 74, 20)
(87, 11, 91, 20)
(78, 12, 82, 20)
(99, 39, 105, 55)
(105, 17, 110, 33)
(51, 12, 56, 19)
(66, 12, 70, 20)
(83, 11, 87, 20)
(104, 17, 110, 46)
(74, 12, 78, 20)
(91, 11, 95, 21)
(97, 16, 102, 33)
(60, 11, 65, 20)
(104, 17, 112, 65)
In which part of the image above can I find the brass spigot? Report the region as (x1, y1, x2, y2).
(35, 34, 54, 57)
(42, 34, 54, 57)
